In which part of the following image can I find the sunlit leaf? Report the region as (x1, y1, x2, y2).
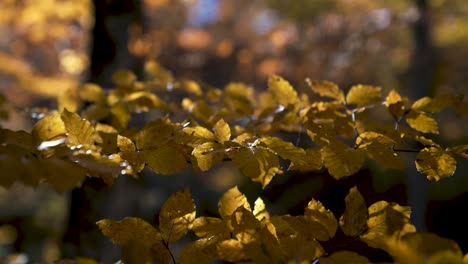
(143, 146, 187, 175)
(43, 158, 87, 192)
(268, 74, 299, 109)
(61, 109, 94, 146)
(219, 186, 251, 230)
(126, 91, 167, 112)
(306, 79, 345, 102)
(192, 217, 230, 239)
(361, 201, 416, 250)
(270, 215, 330, 241)
(253, 197, 270, 221)
(340, 186, 368, 237)
(412, 94, 462, 113)
(214, 119, 231, 143)
(224, 82, 254, 116)
(137, 118, 178, 149)
(385, 89, 405, 119)
(58, 87, 79, 112)
(319, 251, 371, 264)
(192, 142, 225, 171)
(260, 136, 306, 162)
(32, 112, 66, 144)
(112, 69, 137, 87)
(231, 206, 261, 244)
(159, 188, 196, 243)
(278, 234, 324, 261)
(304, 199, 338, 239)
(181, 126, 215, 146)
(97, 217, 161, 247)
(289, 148, 323, 171)
(346, 85, 381, 107)
(446, 145, 468, 159)
(416, 147, 456, 181)
(216, 239, 245, 262)
(110, 102, 130, 130)
(179, 80, 203, 96)
(180, 241, 212, 264)
(321, 141, 366, 179)
(406, 110, 439, 134)
(79, 83, 105, 104)
(117, 135, 135, 152)
(356, 131, 405, 169)
(228, 144, 280, 187)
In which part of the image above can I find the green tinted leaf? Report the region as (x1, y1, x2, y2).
(321, 141, 365, 179)
(416, 147, 456, 181)
(406, 110, 439, 134)
(306, 79, 344, 102)
(159, 188, 196, 243)
(214, 119, 231, 143)
(268, 75, 298, 109)
(340, 186, 368, 237)
(346, 85, 381, 107)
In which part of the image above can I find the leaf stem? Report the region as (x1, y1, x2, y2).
(393, 148, 421, 153)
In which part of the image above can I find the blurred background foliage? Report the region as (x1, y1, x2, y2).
(0, 0, 467, 262)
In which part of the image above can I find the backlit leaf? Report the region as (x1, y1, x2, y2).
(406, 110, 439, 134)
(112, 69, 137, 87)
(79, 83, 105, 104)
(181, 126, 215, 146)
(231, 206, 261, 244)
(214, 119, 231, 143)
(260, 136, 306, 162)
(32, 112, 66, 144)
(279, 234, 325, 261)
(216, 239, 245, 262)
(180, 241, 212, 264)
(289, 148, 323, 171)
(319, 251, 371, 264)
(253, 197, 270, 221)
(412, 94, 461, 113)
(306, 79, 345, 102)
(43, 158, 87, 192)
(270, 215, 330, 241)
(137, 118, 178, 149)
(357, 132, 405, 169)
(446, 145, 468, 159)
(192, 217, 230, 239)
(61, 109, 94, 146)
(219, 186, 251, 230)
(228, 144, 280, 187)
(321, 141, 366, 179)
(340, 186, 368, 237)
(110, 102, 130, 130)
(117, 135, 135, 152)
(97, 217, 161, 247)
(143, 146, 187, 175)
(159, 188, 196, 243)
(416, 147, 456, 181)
(346, 85, 381, 107)
(192, 142, 225, 171)
(385, 89, 405, 119)
(305, 199, 338, 239)
(268, 74, 299, 109)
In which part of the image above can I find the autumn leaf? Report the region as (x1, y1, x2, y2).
(304, 198, 338, 239)
(319, 251, 371, 264)
(412, 94, 462, 113)
(259, 136, 306, 162)
(385, 89, 405, 119)
(231, 206, 261, 244)
(180, 241, 212, 264)
(216, 239, 245, 262)
(321, 141, 366, 179)
(340, 186, 368, 237)
(346, 84, 381, 107)
(159, 188, 196, 243)
(416, 147, 457, 181)
(306, 79, 345, 102)
(192, 142, 225, 171)
(112, 69, 137, 87)
(446, 145, 468, 159)
(97, 217, 161, 247)
(192, 217, 230, 239)
(356, 131, 405, 169)
(406, 110, 439, 134)
(218, 186, 251, 230)
(213, 118, 231, 143)
(268, 74, 299, 110)
(42, 158, 87, 192)
(289, 148, 323, 171)
(32, 112, 66, 144)
(79, 83, 106, 104)
(253, 197, 270, 221)
(61, 109, 94, 147)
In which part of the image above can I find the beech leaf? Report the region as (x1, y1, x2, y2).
(143, 145, 187, 175)
(306, 79, 345, 102)
(340, 186, 368, 237)
(97, 217, 161, 247)
(305, 198, 338, 239)
(213, 118, 231, 143)
(406, 110, 439, 134)
(346, 84, 381, 107)
(61, 109, 94, 146)
(268, 74, 299, 109)
(321, 141, 366, 179)
(218, 186, 251, 230)
(416, 147, 457, 181)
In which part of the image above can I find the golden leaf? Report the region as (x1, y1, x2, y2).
(192, 142, 225, 171)
(268, 75, 299, 109)
(360, 201, 416, 250)
(117, 135, 135, 152)
(216, 239, 245, 262)
(278, 234, 325, 261)
(289, 148, 323, 171)
(340, 186, 368, 237)
(180, 241, 212, 264)
(126, 91, 167, 112)
(306, 79, 345, 102)
(385, 89, 405, 119)
(192, 217, 230, 239)
(304, 199, 338, 239)
(416, 147, 457, 181)
(446, 145, 468, 159)
(159, 188, 196, 243)
(321, 141, 366, 179)
(137, 118, 178, 149)
(406, 110, 439, 134)
(412, 94, 461, 113)
(143, 145, 187, 175)
(110, 102, 130, 130)
(214, 118, 231, 143)
(112, 69, 137, 87)
(58, 87, 79, 112)
(346, 84, 382, 107)
(42, 158, 87, 192)
(319, 251, 371, 264)
(96, 217, 161, 247)
(61, 109, 94, 147)
(427, 251, 466, 264)
(181, 126, 215, 146)
(79, 83, 105, 104)
(260, 136, 306, 162)
(179, 80, 203, 96)
(270, 215, 330, 241)
(218, 186, 251, 230)
(356, 131, 405, 169)
(224, 82, 255, 116)
(231, 207, 261, 244)
(32, 112, 66, 144)
(253, 197, 270, 221)
(228, 144, 280, 187)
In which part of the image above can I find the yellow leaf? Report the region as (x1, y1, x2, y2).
(289, 148, 323, 171)
(79, 83, 105, 104)
(447, 145, 468, 159)
(416, 147, 457, 181)
(61, 109, 94, 147)
(356, 132, 405, 169)
(279, 234, 325, 261)
(385, 89, 405, 119)
(231, 207, 261, 244)
(253, 197, 270, 221)
(321, 141, 366, 179)
(110, 102, 130, 130)
(304, 199, 338, 239)
(340, 186, 368, 237)
(71, 152, 125, 184)
(112, 69, 137, 87)
(346, 84, 382, 107)
(43, 158, 87, 192)
(117, 135, 135, 152)
(181, 126, 215, 146)
(428, 251, 466, 264)
(32, 112, 66, 144)
(406, 110, 439, 134)
(143, 146, 187, 175)
(224, 82, 255, 116)
(58, 87, 80, 112)
(360, 201, 416, 250)
(179, 80, 203, 96)
(192, 142, 225, 171)
(180, 241, 212, 264)
(306, 79, 345, 102)
(218, 186, 251, 230)
(192, 217, 230, 239)
(216, 239, 245, 262)
(268, 75, 299, 109)
(270, 215, 330, 241)
(159, 188, 196, 243)
(260, 136, 306, 162)
(214, 119, 231, 143)
(228, 144, 280, 187)
(412, 94, 461, 113)
(96, 217, 161, 247)
(137, 118, 178, 149)
(319, 251, 371, 264)
(126, 91, 167, 112)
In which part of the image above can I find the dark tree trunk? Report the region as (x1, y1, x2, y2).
(62, 0, 143, 260)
